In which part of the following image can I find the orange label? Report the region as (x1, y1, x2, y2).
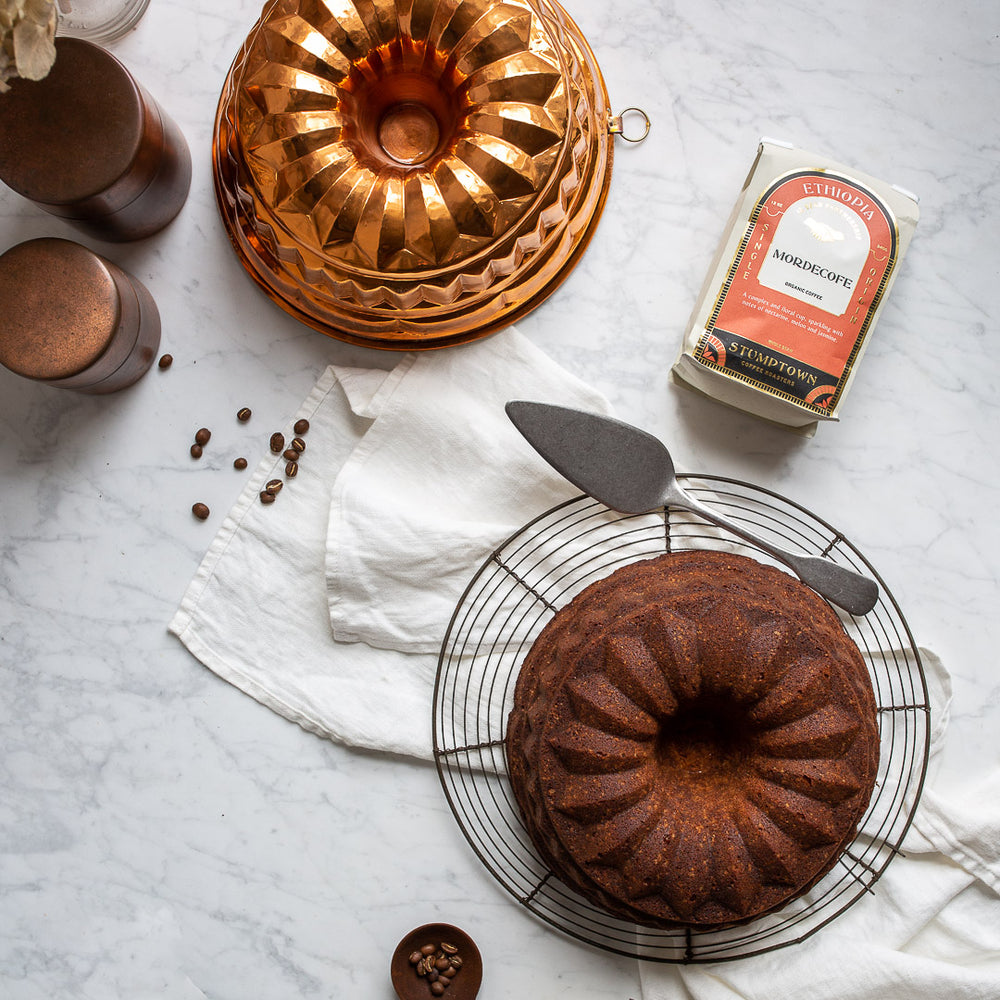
(695, 170, 898, 413)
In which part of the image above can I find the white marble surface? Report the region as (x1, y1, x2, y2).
(1, 0, 998, 997)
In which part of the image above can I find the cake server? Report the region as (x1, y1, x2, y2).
(505, 400, 879, 616)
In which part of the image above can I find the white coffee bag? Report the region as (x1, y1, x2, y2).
(672, 140, 919, 432)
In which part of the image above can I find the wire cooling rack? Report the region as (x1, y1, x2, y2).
(433, 478, 930, 963)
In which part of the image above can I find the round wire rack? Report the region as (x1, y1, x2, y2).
(433, 478, 930, 963)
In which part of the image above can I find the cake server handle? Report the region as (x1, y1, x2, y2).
(660, 480, 879, 616)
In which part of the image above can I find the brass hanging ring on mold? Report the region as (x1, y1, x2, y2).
(608, 107, 651, 143)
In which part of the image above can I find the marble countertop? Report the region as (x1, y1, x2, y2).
(2, 1, 998, 997)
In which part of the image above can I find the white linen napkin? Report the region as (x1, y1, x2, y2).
(169, 330, 999, 992)
(639, 649, 1000, 1000)
(168, 328, 611, 759)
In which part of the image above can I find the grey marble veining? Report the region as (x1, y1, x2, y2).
(1, 0, 998, 997)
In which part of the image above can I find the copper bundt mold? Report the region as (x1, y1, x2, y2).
(212, 0, 615, 350)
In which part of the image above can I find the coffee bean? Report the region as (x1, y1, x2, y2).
(430, 982, 445, 996)
(427, 970, 439, 984)
(408, 951, 423, 965)
(266, 478, 283, 494)
(435, 958, 450, 972)
(192, 502, 210, 520)
(234, 457, 248, 470)
(237, 407, 252, 422)
(443, 967, 457, 978)
(195, 427, 211, 446)
(190, 443, 203, 459)
(285, 460, 298, 478)
(293, 418, 310, 435)
(282, 448, 299, 461)
(291, 436, 306, 453)
(420, 944, 436, 957)
(259, 490, 276, 505)
(448, 955, 462, 969)
(441, 943, 458, 955)
(158, 353, 173, 369)
(269, 432, 285, 454)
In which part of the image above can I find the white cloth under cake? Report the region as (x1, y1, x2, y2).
(169, 326, 999, 1000)
(168, 327, 611, 758)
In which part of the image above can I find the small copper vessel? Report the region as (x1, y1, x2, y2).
(213, 0, 617, 349)
(0, 38, 191, 242)
(0, 238, 161, 393)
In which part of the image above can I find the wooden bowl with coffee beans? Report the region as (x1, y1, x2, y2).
(391, 923, 482, 1000)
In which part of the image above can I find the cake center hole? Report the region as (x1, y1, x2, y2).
(656, 701, 751, 778)
(378, 102, 440, 165)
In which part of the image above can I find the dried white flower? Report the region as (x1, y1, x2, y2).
(0, 0, 58, 93)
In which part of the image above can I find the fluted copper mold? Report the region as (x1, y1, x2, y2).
(212, 0, 614, 349)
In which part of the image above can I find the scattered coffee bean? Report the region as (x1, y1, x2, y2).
(282, 448, 299, 461)
(291, 436, 306, 453)
(448, 955, 462, 969)
(259, 490, 276, 505)
(265, 478, 283, 495)
(158, 353, 173, 369)
(192, 502, 210, 520)
(195, 427, 211, 446)
(420, 945, 436, 957)
(293, 418, 310, 435)
(443, 967, 457, 978)
(441, 943, 458, 955)
(237, 407, 252, 422)
(430, 983, 445, 996)
(435, 958, 450, 972)
(269, 432, 285, 454)
(234, 457, 248, 470)
(408, 951, 423, 966)
(190, 443, 203, 459)
(285, 460, 298, 478)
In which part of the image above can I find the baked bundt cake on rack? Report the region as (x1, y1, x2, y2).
(505, 550, 880, 930)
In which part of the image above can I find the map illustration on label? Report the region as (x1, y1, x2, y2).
(695, 170, 898, 414)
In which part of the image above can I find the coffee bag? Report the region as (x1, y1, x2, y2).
(672, 140, 919, 432)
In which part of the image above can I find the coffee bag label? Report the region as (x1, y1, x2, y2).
(694, 170, 897, 415)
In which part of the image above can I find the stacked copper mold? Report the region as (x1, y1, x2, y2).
(212, 0, 614, 349)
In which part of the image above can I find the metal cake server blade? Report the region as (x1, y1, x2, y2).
(505, 400, 879, 616)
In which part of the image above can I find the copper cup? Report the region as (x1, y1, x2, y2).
(0, 238, 161, 394)
(0, 38, 191, 242)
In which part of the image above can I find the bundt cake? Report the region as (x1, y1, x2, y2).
(506, 550, 880, 929)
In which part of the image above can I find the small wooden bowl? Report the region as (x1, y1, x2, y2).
(390, 923, 482, 1000)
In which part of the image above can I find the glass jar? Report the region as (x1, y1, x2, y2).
(55, 0, 151, 45)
